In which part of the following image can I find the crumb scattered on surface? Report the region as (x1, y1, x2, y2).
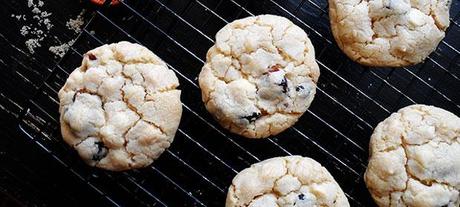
(20, 26, 30, 36)
(25, 39, 42, 54)
(11, 14, 27, 21)
(49, 39, 75, 58)
(13, 0, 87, 57)
(66, 10, 85, 33)
(49, 10, 86, 58)
(14, 0, 54, 54)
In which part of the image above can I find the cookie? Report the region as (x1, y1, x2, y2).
(199, 15, 320, 138)
(58, 41, 182, 171)
(226, 156, 350, 207)
(329, 0, 451, 67)
(364, 104, 460, 206)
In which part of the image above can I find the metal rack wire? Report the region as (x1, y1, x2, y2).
(18, 0, 460, 206)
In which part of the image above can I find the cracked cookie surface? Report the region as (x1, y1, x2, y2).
(364, 104, 460, 206)
(226, 156, 349, 207)
(199, 15, 320, 138)
(58, 41, 182, 171)
(329, 0, 451, 67)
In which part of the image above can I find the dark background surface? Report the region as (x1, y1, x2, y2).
(0, 0, 101, 205)
(1, 0, 460, 206)
(0, 0, 103, 206)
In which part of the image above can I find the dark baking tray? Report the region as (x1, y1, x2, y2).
(17, 0, 460, 206)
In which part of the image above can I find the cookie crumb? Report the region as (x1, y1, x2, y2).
(66, 10, 86, 34)
(15, 0, 54, 54)
(11, 14, 26, 21)
(49, 10, 86, 58)
(25, 39, 42, 54)
(15, 0, 85, 55)
(49, 39, 75, 58)
(20, 26, 31, 36)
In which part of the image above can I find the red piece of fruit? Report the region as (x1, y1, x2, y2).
(90, 0, 119, 6)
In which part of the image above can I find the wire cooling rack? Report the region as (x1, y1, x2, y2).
(18, 0, 460, 206)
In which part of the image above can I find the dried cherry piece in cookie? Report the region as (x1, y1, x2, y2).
(87, 53, 97, 60)
(268, 64, 282, 73)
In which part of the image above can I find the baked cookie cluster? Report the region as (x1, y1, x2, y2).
(199, 15, 320, 138)
(59, 41, 182, 171)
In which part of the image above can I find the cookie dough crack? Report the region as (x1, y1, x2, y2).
(124, 118, 140, 164)
(400, 135, 413, 197)
(400, 134, 456, 192)
(120, 85, 167, 136)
